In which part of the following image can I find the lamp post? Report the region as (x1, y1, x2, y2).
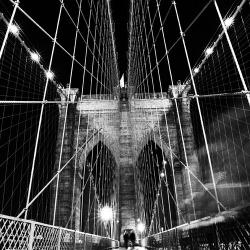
(137, 222, 145, 246)
(100, 205, 113, 238)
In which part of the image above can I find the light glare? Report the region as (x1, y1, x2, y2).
(194, 68, 199, 73)
(100, 206, 113, 221)
(30, 52, 40, 62)
(46, 71, 54, 80)
(9, 24, 19, 35)
(224, 17, 234, 28)
(137, 222, 145, 232)
(206, 47, 213, 56)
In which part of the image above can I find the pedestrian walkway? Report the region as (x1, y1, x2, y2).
(119, 247, 146, 250)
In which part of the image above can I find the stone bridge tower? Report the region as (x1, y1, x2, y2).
(50, 83, 200, 241)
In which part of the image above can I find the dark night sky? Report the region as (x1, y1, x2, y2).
(111, 0, 130, 75)
(0, 0, 240, 88)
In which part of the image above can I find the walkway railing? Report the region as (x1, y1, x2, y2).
(0, 214, 119, 250)
(142, 205, 250, 249)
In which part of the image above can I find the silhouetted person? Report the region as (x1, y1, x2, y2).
(123, 230, 129, 249)
(129, 230, 136, 249)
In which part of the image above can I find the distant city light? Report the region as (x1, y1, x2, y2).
(205, 47, 214, 56)
(30, 52, 40, 63)
(224, 17, 234, 28)
(194, 67, 200, 73)
(9, 23, 20, 36)
(137, 222, 145, 232)
(45, 70, 54, 80)
(100, 205, 113, 221)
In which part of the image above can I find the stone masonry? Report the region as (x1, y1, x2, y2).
(50, 84, 201, 240)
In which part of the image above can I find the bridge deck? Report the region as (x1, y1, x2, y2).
(119, 248, 146, 250)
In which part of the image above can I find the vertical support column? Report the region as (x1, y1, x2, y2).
(181, 85, 202, 219)
(163, 102, 184, 226)
(28, 221, 35, 250)
(168, 85, 190, 224)
(172, 158, 187, 225)
(173, 1, 220, 214)
(50, 88, 79, 228)
(118, 89, 137, 242)
(57, 227, 62, 250)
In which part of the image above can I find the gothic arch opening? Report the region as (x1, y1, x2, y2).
(80, 141, 117, 234)
(136, 140, 177, 232)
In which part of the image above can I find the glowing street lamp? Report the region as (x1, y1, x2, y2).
(194, 67, 200, 74)
(45, 70, 54, 80)
(100, 205, 113, 222)
(224, 17, 234, 28)
(138, 222, 145, 245)
(205, 47, 214, 56)
(160, 172, 165, 178)
(9, 23, 20, 36)
(30, 52, 40, 63)
(137, 222, 145, 233)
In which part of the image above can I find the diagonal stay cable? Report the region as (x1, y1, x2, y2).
(16, 129, 101, 219)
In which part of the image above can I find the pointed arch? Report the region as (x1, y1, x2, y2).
(76, 132, 119, 173)
(135, 135, 178, 231)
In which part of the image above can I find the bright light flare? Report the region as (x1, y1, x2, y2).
(45, 70, 54, 80)
(9, 23, 20, 36)
(137, 222, 145, 232)
(224, 17, 234, 28)
(205, 47, 214, 56)
(194, 67, 200, 74)
(30, 52, 40, 63)
(100, 206, 113, 221)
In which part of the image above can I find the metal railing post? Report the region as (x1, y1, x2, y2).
(84, 233, 87, 250)
(28, 221, 35, 250)
(57, 227, 62, 250)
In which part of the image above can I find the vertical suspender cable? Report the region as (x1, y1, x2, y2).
(69, 0, 86, 229)
(140, 0, 156, 94)
(0, 0, 19, 60)
(25, 1, 64, 220)
(137, 0, 157, 230)
(155, 110, 172, 228)
(146, 0, 187, 224)
(155, 0, 195, 222)
(213, 0, 250, 106)
(52, 0, 80, 225)
(78, 2, 94, 230)
(128, 0, 134, 86)
(173, 1, 221, 213)
(95, 3, 105, 96)
(106, 0, 119, 88)
(89, 2, 100, 98)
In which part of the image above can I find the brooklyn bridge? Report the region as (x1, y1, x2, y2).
(0, 0, 250, 249)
